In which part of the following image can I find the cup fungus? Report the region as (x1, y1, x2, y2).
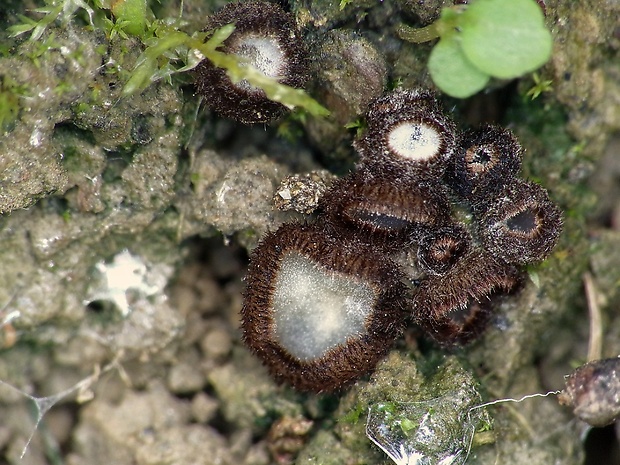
(412, 250, 521, 346)
(416, 224, 471, 276)
(317, 169, 451, 251)
(354, 89, 457, 178)
(241, 87, 564, 390)
(445, 124, 523, 200)
(194, 1, 309, 124)
(477, 179, 563, 265)
(241, 222, 408, 392)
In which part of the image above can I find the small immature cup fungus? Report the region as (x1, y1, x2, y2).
(194, 1, 309, 124)
(354, 89, 457, 179)
(416, 223, 471, 276)
(477, 179, 563, 265)
(412, 250, 521, 346)
(445, 124, 523, 200)
(241, 222, 408, 392)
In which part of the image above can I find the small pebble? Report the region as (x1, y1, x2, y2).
(201, 326, 233, 361)
(168, 362, 206, 394)
(273, 171, 333, 214)
(191, 392, 219, 424)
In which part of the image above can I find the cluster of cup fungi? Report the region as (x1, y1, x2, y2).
(241, 88, 563, 392)
(192, 1, 563, 393)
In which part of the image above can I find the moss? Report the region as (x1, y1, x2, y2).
(0, 75, 27, 131)
(291, 0, 378, 29)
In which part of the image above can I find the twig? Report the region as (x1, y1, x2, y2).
(583, 272, 603, 362)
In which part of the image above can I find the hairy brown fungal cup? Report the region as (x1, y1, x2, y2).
(194, 1, 309, 124)
(416, 223, 471, 276)
(317, 168, 452, 251)
(354, 89, 457, 178)
(412, 250, 521, 346)
(241, 222, 408, 392)
(445, 124, 523, 200)
(477, 179, 563, 265)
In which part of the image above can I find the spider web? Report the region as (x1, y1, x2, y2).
(0, 359, 120, 459)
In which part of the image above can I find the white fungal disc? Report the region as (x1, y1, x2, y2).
(353, 89, 457, 178)
(272, 252, 376, 361)
(240, 221, 408, 392)
(387, 122, 443, 163)
(233, 34, 286, 92)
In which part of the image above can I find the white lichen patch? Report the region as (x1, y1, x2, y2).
(272, 252, 376, 361)
(387, 122, 442, 162)
(84, 249, 170, 316)
(233, 34, 286, 92)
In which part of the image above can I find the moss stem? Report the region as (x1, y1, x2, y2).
(396, 23, 440, 44)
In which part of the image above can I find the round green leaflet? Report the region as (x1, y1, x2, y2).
(428, 35, 490, 98)
(459, 0, 552, 79)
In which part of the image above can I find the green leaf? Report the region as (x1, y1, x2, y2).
(459, 0, 552, 79)
(339, 0, 353, 10)
(428, 36, 490, 98)
(7, 14, 38, 37)
(28, 4, 63, 41)
(122, 28, 190, 96)
(396, 23, 440, 44)
(399, 418, 416, 434)
(111, 0, 147, 37)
